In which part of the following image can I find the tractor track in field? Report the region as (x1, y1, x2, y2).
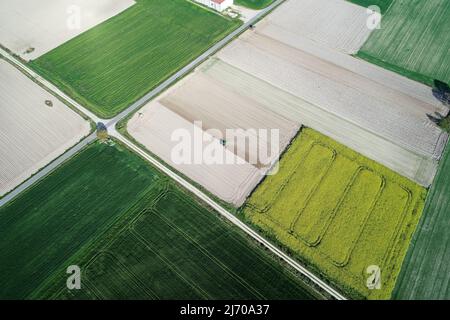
(0, 0, 347, 300)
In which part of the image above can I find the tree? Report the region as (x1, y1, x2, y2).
(96, 122, 109, 141)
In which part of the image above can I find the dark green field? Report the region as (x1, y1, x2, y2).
(0, 141, 319, 300)
(235, 0, 274, 10)
(53, 187, 320, 300)
(393, 143, 450, 299)
(30, 0, 240, 118)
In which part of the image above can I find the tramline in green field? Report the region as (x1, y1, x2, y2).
(0, 141, 320, 300)
(30, 0, 241, 118)
(357, 0, 450, 86)
(241, 128, 426, 299)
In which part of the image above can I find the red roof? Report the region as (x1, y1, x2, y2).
(212, 0, 226, 4)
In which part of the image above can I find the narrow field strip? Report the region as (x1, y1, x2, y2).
(243, 128, 426, 299)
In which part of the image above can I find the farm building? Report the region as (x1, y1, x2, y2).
(194, 0, 233, 12)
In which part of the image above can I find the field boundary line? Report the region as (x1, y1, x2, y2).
(129, 228, 212, 299)
(289, 143, 337, 236)
(112, 131, 347, 300)
(147, 202, 267, 299)
(0, 47, 102, 123)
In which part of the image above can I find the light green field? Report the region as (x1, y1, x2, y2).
(30, 0, 240, 118)
(235, 0, 274, 10)
(242, 128, 426, 299)
(394, 143, 450, 299)
(357, 0, 450, 86)
(0, 141, 319, 300)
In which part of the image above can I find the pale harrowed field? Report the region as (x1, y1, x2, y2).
(0, 59, 90, 196)
(0, 0, 135, 61)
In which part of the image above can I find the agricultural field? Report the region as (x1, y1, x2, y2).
(204, 58, 442, 187)
(0, 59, 90, 197)
(242, 128, 427, 299)
(347, 0, 393, 13)
(358, 0, 450, 86)
(217, 30, 448, 186)
(53, 185, 320, 300)
(0, 141, 319, 300)
(128, 59, 300, 207)
(257, 0, 374, 54)
(235, 0, 274, 10)
(0, 0, 135, 61)
(128, 103, 264, 207)
(29, 0, 241, 118)
(393, 144, 450, 299)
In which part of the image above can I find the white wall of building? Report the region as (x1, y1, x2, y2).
(194, 0, 233, 12)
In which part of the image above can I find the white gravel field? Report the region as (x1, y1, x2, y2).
(0, 60, 90, 196)
(0, 0, 135, 61)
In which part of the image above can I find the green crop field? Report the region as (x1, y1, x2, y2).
(235, 0, 274, 10)
(357, 0, 450, 86)
(393, 143, 450, 299)
(0, 141, 161, 299)
(29, 0, 240, 118)
(347, 0, 393, 13)
(52, 186, 320, 300)
(241, 128, 426, 299)
(0, 141, 319, 300)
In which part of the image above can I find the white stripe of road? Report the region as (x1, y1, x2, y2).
(0, 0, 347, 300)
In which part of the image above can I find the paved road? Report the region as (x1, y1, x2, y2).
(0, 0, 346, 300)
